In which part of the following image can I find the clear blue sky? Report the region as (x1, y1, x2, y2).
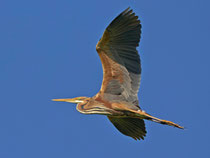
(1, 0, 210, 157)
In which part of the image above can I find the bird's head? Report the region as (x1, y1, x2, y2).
(52, 97, 90, 104)
(52, 96, 114, 115)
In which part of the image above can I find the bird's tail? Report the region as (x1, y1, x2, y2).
(135, 110, 184, 129)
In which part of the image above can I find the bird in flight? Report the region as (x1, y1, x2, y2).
(53, 8, 183, 140)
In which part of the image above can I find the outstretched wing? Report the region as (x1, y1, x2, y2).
(96, 8, 142, 108)
(108, 116, 146, 140)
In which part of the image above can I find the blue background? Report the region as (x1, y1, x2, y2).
(1, 0, 210, 157)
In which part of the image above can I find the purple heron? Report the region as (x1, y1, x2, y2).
(53, 8, 183, 140)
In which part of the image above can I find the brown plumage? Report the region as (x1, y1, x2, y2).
(53, 7, 183, 140)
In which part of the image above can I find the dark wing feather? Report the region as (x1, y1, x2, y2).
(108, 116, 146, 140)
(96, 8, 142, 108)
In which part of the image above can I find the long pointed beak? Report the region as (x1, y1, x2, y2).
(52, 99, 68, 102)
(52, 98, 78, 103)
